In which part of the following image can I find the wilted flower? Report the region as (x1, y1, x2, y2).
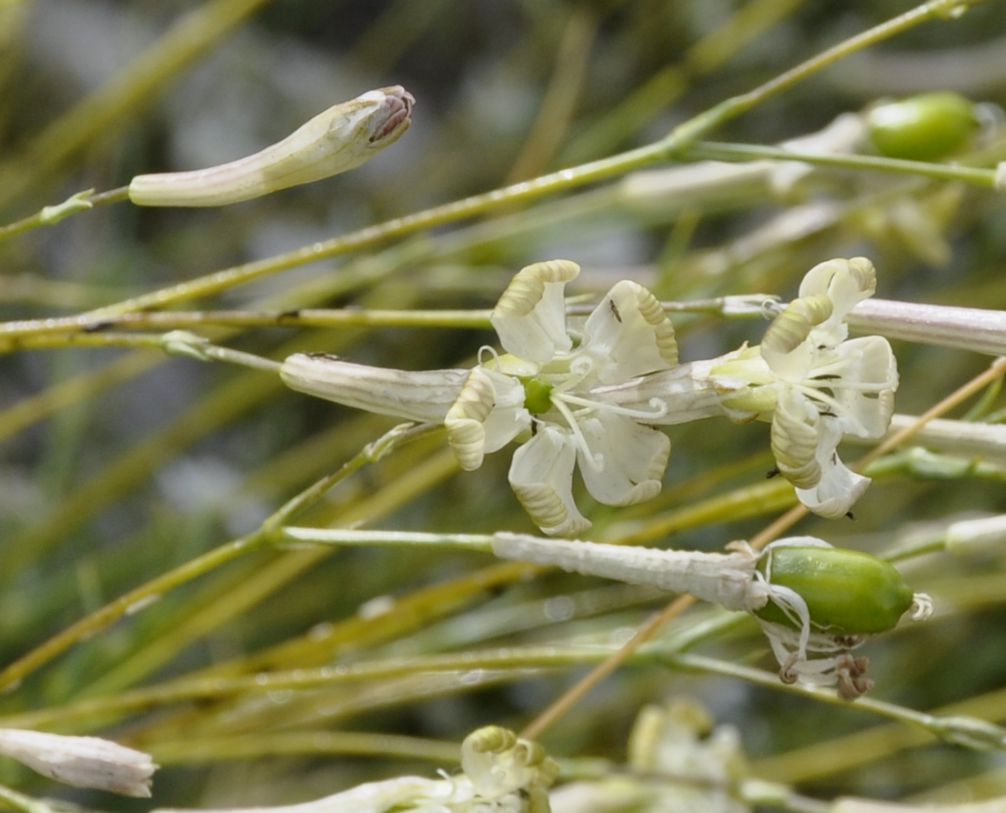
(0, 728, 156, 797)
(712, 257, 898, 518)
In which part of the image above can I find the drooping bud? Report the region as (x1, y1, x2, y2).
(129, 86, 414, 206)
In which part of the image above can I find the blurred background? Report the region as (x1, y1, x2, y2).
(1, 1, 1006, 810)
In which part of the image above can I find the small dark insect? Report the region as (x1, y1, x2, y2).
(765, 466, 781, 479)
(609, 299, 622, 323)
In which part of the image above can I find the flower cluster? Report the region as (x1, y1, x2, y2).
(281, 256, 897, 533)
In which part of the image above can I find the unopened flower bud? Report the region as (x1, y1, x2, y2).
(129, 86, 414, 206)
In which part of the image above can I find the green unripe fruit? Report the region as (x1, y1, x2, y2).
(522, 377, 554, 415)
(867, 92, 980, 161)
(755, 546, 914, 634)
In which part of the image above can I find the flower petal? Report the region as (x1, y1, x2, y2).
(761, 296, 832, 381)
(445, 368, 530, 471)
(491, 260, 579, 365)
(799, 257, 877, 341)
(581, 280, 678, 384)
(831, 336, 898, 438)
(795, 423, 871, 519)
(770, 390, 821, 489)
(576, 413, 670, 505)
(508, 426, 590, 536)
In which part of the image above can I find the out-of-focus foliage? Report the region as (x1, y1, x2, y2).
(1, 1, 1006, 811)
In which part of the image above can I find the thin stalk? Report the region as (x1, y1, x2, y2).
(0, 331, 282, 374)
(0, 0, 275, 209)
(686, 141, 999, 188)
(0, 309, 495, 341)
(0, 423, 433, 694)
(150, 730, 460, 766)
(0, 784, 52, 813)
(0, 188, 128, 243)
(79, 0, 977, 318)
(4, 644, 1000, 753)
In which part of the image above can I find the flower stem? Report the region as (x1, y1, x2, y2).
(79, 0, 980, 319)
(685, 141, 998, 188)
(0, 423, 432, 694)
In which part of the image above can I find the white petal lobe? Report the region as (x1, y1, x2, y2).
(509, 426, 590, 536)
(491, 260, 579, 365)
(577, 413, 670, 505)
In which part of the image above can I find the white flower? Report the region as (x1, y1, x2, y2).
(281, 260, 678, 536)
(0, 728, 157, 797)
(446, 260, 678, 535)
(713, 258, 898, 518)
(152, 727, 557, 813)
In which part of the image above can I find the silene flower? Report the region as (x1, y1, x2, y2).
(153, 726, 558, 813)
(283, 260, 678, 537)
(447, 259, 678, 536)
(709, 257, 898, 518)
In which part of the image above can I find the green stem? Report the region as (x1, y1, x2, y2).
(686, 141, 999, 188)
(150, 730, 460, 766)
(80, 0, 973, 319)
(0, 423, 432, 694)
(0, 785, 53, 813)
(0, 188, 128, 243)
(278, 526, 496, 553)
(0, 330, 283, 374)
(4, 644, 1001, 754)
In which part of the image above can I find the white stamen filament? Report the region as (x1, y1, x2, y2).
(557, 392, 669, 421)
(478, 345, 501, 368)
(549, 397, 605, 471)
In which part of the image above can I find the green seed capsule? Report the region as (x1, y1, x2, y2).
(755, 546, 914, 634)
(867, 92, 980, 161)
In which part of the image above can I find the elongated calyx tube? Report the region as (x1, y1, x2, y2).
(0, 729, 157, 797)
(129, 85, 414, 206)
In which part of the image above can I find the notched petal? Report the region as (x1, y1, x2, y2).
(577, 413, 670, 505)
(761, 296, 832, 380)
(445, 368, 530, 470)
(491, 259, 579, 365)
(796, 456, 871, 520)
(582, 280, 678, 383)
(831, 336, 898, 438)
(509, 426, 590, 536)
(799, 257, 877, 340)
(445, 368, 496, 471)
(771, 392, 822, 489)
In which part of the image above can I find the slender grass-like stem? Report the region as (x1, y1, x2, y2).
(685, 142, 999, 188)
(77, 0, 980, 319)
(0, 423, 433, 694)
